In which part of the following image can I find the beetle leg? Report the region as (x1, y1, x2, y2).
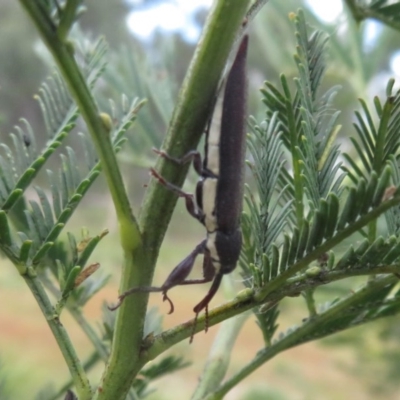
(150, 168, 204, 221)
(153, 148, 203, 175)
(109, 241, 207, 312)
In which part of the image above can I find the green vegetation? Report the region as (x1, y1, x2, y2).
(2, 1, 400, 399)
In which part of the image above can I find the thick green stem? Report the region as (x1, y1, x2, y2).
(97, 1, 251, 399)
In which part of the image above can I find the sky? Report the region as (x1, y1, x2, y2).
(125, 0, 400, 75)
(126, 0, 343, 41)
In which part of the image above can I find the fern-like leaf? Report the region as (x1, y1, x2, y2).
(343, 79, 400, 183)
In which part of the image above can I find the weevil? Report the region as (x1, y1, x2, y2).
(110, 36, 248, 340)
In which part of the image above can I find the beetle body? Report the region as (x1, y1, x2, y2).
(110, 36, 248, 339)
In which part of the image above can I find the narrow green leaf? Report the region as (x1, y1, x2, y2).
(353, 112, 374, 156)
(29, 200, 47, 241)
(361, 172, 379, 212)
(296, 219, 309, 260)
(382, 239, 400, 263)
(306, 209, 325, 252)
(62, 265, 82, 293)
(337, 187, 357, 231)
(354, 238, 370, 256)
(45, 223, 65, 244)
(270, 244, 279, 280)
(32, 242, 54, 265)
(372, 165, 391, 206)
(15, 168, 36, 191)
(0, 177, 8, 202)
(359, 98, 377, 139)
(59, 167, 69, 210)
(47, 169, 61, 218)
(66, 147, 81, 187)
(287, 227, 300, 265)
(262, 254, 270, 285)
(34, 186, 54, 230)
(67, 232, 78, 264)
(335, 245, 355, 270)
(325, 194, 339, 238)
(0, 211, 12, 246)
(279, 234, 290, 273)
(57, 207, 73, 226)
(2, 189, 23, 211)
(374, 96, 383, 118)
(19, 240, 33, 264)
(60, 154, 74, 197)
(357, 237, 385, 266)
(76, 230, 108, 268)
(327, 250, 335, 270)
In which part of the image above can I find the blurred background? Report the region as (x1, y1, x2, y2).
(1, 0, 400, 399)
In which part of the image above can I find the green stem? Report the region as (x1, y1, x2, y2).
(19, 2, 140, 398)
(23, 274, 92, 399)
(18, 0, 139, 244)
(142, 255, 400, 362)
(303, 289, 317, 317)
(57, 0, 81, 40)
(97, 1, 251, 399)
(204, 275, 398, 400)
(50, 351, 100, 400)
